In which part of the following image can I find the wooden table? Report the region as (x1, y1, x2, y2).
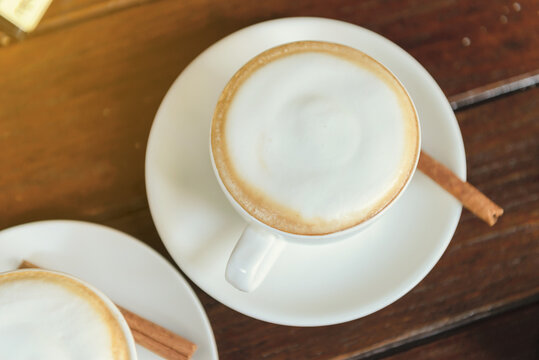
(1, 0, 538, 359)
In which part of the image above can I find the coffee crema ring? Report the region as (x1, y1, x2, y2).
(211, 41, 419, 235)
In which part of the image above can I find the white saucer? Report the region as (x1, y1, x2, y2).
(146, 17, 466, 326)
(0, 220, 219, 360)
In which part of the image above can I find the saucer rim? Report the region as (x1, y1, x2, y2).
(146, 16, 466, 326)
(0, 219, 219, 359)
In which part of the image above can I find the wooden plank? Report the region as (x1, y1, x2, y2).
(385, 303, 539, 360)
(49, 88, 537, 360)
(1, 0, 538, 95)
(1, 0, 538, 228)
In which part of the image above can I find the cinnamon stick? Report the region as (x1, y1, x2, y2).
(18, 261, 197, 360)
(418, 150, 504, 226)
(131, 329, 189, 360)
(118, 305, 196, 357)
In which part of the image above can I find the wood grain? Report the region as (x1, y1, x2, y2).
(385, 302, 539, 360)
(1, 0, 538, 229)
(2, 0, 538, 95)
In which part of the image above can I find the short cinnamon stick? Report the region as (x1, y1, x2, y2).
(131, 328, 189, 360)
(18, 261, 197, 360)
(418, 150, 504, 226)
(118, 305, 197, 357)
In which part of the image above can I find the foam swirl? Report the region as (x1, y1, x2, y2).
(212, 41, 419, 235)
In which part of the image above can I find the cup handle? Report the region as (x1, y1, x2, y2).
(225, 224, 285, 292)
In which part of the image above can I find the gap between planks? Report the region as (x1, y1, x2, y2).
(333, 289, 539, 360)
(448, 70, 539, 111)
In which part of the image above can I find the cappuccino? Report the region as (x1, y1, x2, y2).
(0, 269, 132, 360)
(211, 41, 419, 235)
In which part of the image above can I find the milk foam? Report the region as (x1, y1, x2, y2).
(212, 42, 419, 235)
(0, 270, 129, 360)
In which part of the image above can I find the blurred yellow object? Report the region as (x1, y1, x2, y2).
(0, 0, 53, 35)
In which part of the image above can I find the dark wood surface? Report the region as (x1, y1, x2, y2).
(1, 0, 538, 359)
(386, 302, 539, 360)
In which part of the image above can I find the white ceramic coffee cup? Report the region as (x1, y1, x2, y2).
(0, 268, 137, 359)
(210, 41, 420, 292)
